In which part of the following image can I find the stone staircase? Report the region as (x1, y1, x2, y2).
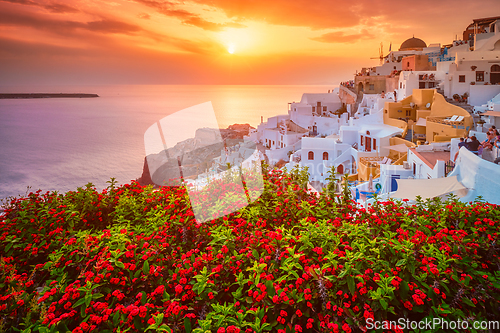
(404, 128, 413, 142)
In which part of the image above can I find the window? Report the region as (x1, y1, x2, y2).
(360, 135, 364, 146)
(491, 64, 500, 72)
(459, 75, 466, 82)
(308, 151, 314, 160)
(476, 71, 485, 82)
(323, 106, 327, 112)
(323, 152, 328, 160)
(312, 106, 315, 112)
(406, 110, 411, 116)
(428, 82, 435, 88)
(400, 82, 403, 88)
(419, 74, 424, 80)
(419, 82, 426, 89)
(373, 139, 377, 150)
(369, 84, 374, 90)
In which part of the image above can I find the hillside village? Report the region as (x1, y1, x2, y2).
(237, 16, 500, 205)
(142, 16, 500, 206)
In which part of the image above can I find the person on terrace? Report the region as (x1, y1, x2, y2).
(466, 136, 480, 154)
(493, 137, 500, 165)
(481, 132, 496, 162)
(454, 137, 467, 162)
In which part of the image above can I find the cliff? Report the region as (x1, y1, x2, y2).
(137, 123, 254, 186)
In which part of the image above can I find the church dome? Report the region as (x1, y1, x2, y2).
(399, 37, 427, 51)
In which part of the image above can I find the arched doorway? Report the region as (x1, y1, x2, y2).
(337, 164, 344, 175)
(491, 64, 500, 84)
(358, 82, 364, 94)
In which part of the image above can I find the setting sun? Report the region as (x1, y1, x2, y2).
(218, 28, 256, 55)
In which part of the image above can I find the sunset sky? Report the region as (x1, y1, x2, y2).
(1, 0, 500, 85)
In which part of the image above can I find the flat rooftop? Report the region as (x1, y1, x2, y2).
(410, 148, 450, 168)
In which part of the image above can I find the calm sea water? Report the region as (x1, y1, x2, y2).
(0, 85, 334, 198)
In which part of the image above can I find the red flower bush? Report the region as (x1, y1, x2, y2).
(0, 168, 499, 332)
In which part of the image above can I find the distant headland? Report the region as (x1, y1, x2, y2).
(0, 93, 99, 99)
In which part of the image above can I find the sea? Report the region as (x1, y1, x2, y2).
(0, 85, 335, 199)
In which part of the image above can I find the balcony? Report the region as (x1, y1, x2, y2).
(426, 116, 465, 127)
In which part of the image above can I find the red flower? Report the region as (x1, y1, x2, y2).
(296, 309, 302, 317)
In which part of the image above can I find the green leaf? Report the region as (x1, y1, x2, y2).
(112, 310, 121, 325)
(5, 242, 13, 253)
(265, 280, 275, 297)
(338, 269, 348, 279)
(346, 275, 355, 295)
(399, 281, 409, 300)
(92, 293, 103, 300)
(143, 260, 150, 275)
(396, 259, 406, 267)
(72, 298, 87, 308)
(379, 298, 388, 310)
(115, 261, 125, 269)
(461, 297, 475, 307)
(85, 293, 92, 307)
(184, 318, 192, 333)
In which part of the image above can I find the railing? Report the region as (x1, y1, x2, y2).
(426, 116, 465, 126)
(359, 156, 391, 168)
(445, 160, 455, 176)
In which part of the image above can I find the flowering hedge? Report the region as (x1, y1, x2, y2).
(0, 169, 499, 333)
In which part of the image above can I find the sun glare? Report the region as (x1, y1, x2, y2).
(218, 28, 255, 55)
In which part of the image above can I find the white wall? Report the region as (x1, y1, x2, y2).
(469, 85, 500, 106)
(407, 149, 446, 179)
(449, 148, 500, 204)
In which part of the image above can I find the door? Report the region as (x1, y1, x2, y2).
(491, 73, 500, 85)
(337, 164, 344, 175)
(365, 137, 372, 152)
(491, 65, 500, 84)
(390, 175, 400, 191)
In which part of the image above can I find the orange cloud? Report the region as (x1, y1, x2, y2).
(311, 30, 375, 43)
(0, 0, 79, 13)
(132, 0, 245, 31)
